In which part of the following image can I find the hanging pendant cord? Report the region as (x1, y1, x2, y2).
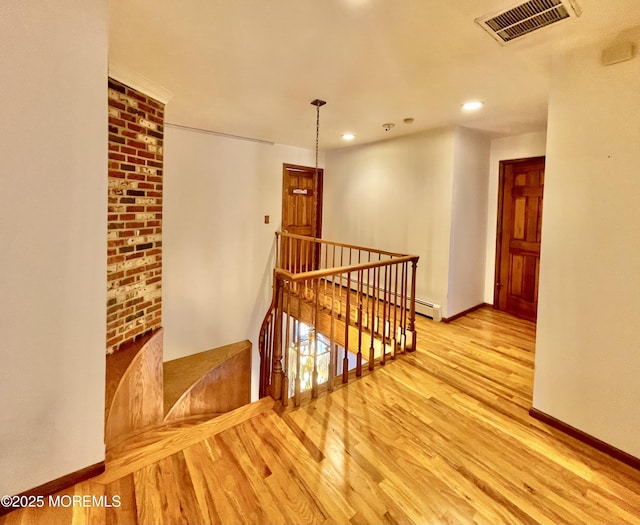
(310, 99, 325, 246)
(309, 99, 325, 355)
(315, 102, 320, 191)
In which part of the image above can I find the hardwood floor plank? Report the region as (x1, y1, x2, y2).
(3, 307, 639, 525)
(252, 412, 354, 524)
(105, 475, 136, 525)
(220, 428, 291, 524)
(96, 396, 274, 484)
(182, 439, 240, 525)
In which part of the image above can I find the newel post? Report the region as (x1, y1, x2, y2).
(408, 258, 418, 352)
(272, 276, 285, 400)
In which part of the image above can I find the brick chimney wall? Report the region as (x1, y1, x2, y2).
(107, 78, 164, 354)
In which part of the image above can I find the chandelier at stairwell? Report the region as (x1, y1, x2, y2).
(287, 99, 329, 398)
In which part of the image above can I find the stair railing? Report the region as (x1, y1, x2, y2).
(260, 232, 419, 406)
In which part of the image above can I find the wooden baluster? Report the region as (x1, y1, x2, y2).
(282, 283, 291, 406)
(332, 244, 337, 313)
(323, 242, 328, 304)
(381, 264, 389, 366)
(367, 252, 372, 332)
(295, 284, 302, 407)
(356, 269, 363, 377)
(272, 278, 284, 401)
(275, 232, 280, 270)
(343, 271, 350, 384)
(312, 277, 320, 398)
(398, 262, 404, 351)
(285, 235, 289, 271)
(402, 261, 408, 351)
(409, 259, 417, 352)
(328, 270, 336, 393)
(300, 238, 304, 274)
(393, 262, 399, 359)
(304, 240, 309, 296)
(259, 317, 267, 397)
(369, 266, 377, 371)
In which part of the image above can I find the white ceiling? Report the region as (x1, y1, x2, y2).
(109, 0, 640, 150)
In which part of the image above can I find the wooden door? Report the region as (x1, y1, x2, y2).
(495, 157, 545, 322)
(281, 164, 323, 272)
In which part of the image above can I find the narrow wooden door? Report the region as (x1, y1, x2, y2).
(495, 157, 545, 322)
(281, 164, 323, 272)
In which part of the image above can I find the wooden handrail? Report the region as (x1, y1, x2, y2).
(277, 231, 413, 259)
(259, 233, 420, 405)
(274, 254, 419, 283)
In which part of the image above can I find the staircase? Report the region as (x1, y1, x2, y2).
(260, 232, 419, 407)
(105, 329, 251, 450)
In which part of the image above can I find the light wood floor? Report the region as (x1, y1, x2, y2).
(3, 308, 640, 524)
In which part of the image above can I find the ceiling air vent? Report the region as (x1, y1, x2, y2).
(476, 0, 581, 45)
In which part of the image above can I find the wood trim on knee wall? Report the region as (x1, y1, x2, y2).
(529, 408, 640, 471)
(0, 462, 105, 517)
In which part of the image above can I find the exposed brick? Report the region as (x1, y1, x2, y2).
(127, 139, 147, 150)
(138, 102, 156, 114)
(126, 90, 148, 103)
(127, 122, 145, 133)
(138, 150, 155, 160)
(108, 77, 165, 352)
(109, 117, 126, 127)
(121, 112, 136, 123)
(121, 146, 137, 155)
(148, 113, 163, 125)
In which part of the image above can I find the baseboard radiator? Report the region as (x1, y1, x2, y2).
(415, 299, 442, 322)
(330, 276, 442, 323)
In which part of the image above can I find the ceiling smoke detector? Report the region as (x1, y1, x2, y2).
(475, 0, 582, 45)
(382, 123, 395, 131)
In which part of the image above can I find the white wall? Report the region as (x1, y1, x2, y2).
(0, 1, 107, 495)
(533, 28, 640, 457)
(448, 128, 491, 316)
(483, 131, 547, 303)
(324, 128, 457, 315)
(163, 127, 317, 399)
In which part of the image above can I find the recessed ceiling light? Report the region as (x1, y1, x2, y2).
(342, 133, 355, 140)
(462, 100, 484, 111)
